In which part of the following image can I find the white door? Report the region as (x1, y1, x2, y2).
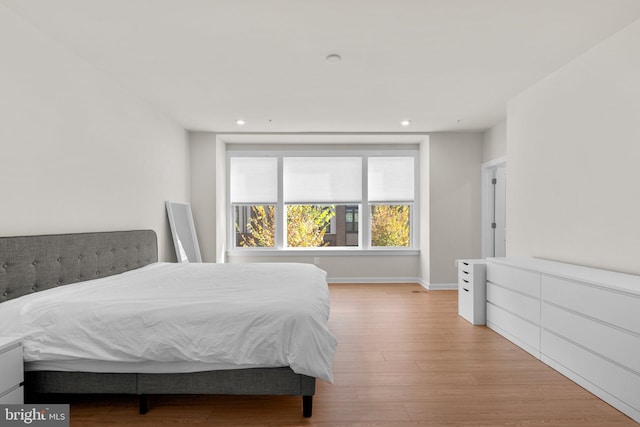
(493, 167, 507, 257)
(481, 159, 507, 259)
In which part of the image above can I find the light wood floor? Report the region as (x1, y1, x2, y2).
(66, 284, 636, 426)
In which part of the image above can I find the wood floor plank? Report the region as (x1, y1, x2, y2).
(332, 360, 421, 373)
(60, 283, 636, 426)
(332, 351, 386, 362)
(403, 398, 630, 424)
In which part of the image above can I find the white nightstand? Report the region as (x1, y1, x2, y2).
(457, 259, 487, 325)
(0, 337, 24, 404)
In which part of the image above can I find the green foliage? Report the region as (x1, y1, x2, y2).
(239, 205, 275, 247)
(239, 205, 335, 248)
(287, 205, 335, 247)
(371, 205, 410, 247)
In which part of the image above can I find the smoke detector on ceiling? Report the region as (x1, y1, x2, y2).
(326, 54, 342, 63)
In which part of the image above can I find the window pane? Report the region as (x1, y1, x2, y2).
(286, 205, 359, 247)
(234, 205, 275, 247)
(230, 157, 278, 203)
(370, 205, 411, 247)
(368, 157, 414, 202)
(284, 157, 362, 203)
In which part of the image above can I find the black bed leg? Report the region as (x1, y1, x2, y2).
(139, 394, 148, 415)
(302, 395, 313, 418)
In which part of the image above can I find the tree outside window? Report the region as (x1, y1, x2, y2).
(237, 205, 275, 247)
(238, 205, 336, 248)
(286, 205, 335, 247)
(371, 205, 410, 247)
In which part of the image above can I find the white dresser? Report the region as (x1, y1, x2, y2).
(0, 337, 23, 404)
(486, 257, 640, 423)
(457, 259, 486, 325)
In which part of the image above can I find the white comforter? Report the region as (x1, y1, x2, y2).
(0, 262, 336, 382)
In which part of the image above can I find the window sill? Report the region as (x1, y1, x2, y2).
(227, 248, 420, 257)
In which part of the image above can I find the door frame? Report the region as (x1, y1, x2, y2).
(481, 156, 507, 259)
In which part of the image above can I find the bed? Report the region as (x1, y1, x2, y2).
(0, 230, 336, 417)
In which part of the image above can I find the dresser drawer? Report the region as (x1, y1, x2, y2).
(487, 263, 540, 298)
(458, 268, 473, 282)
(0, 385, 23, 404)
(0, 344, 23, 395)
(542, 330, 640, 414)
(542, 275, 640, 334)
(458, 275, 473, 291)
(487, 283, 540, 325)
(487, 303, 540, 357)
(458, 260, 473, 276)
(542, 302, 640, 374)
(458, 279, 473, 322)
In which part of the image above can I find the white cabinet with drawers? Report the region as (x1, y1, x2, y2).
(486, 261, 541, 358)
(486, 257, 640, 423)
(456, 259, 486, 325)
(0, 337, 23, 404)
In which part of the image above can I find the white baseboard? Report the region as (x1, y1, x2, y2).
(424, 282, 458, 290)
(327, 277, 421, 284)
(327, 277, 457, 291)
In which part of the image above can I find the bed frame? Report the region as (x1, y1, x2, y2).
(0, 230, 315, 417)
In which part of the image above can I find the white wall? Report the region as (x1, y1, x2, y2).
(507, 18, 640, 275)
(189, 132, 484, 285)
(189, 132, 218, 262)
(428, 132, 484, 285)
(0, 6, 189, 261)
(227, 254, 421, 283)
(188, 132, 227, 264)
(483, 120, 507, 162)
(215, 136, 227, 263)
(418, 140, 430, 286)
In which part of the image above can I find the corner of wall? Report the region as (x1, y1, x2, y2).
(188, 131, 219, 262)
(215, 136, 227, 263)
(428, 132, 484, 284)
(482, 120, 507, 163)
(419, 138, 431, 284)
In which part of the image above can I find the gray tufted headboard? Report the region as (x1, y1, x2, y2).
(0, 230, 157, 303)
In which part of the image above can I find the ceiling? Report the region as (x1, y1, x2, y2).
(3, 0, 640, 134)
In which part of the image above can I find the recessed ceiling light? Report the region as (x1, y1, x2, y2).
(401, 120, 411, 126)
(326, 53, 342, 63)
(236, 119, 245, 126)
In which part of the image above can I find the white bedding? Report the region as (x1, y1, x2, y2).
(0, 262, 336, 382)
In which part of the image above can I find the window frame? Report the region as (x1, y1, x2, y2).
(227, 149, 419, 256)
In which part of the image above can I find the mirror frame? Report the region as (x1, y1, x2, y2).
(166, 201, 202, 263)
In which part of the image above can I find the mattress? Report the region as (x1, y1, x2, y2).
(0, 262, 336, 382)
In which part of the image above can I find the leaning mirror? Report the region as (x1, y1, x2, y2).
(166, 201, 202, 263)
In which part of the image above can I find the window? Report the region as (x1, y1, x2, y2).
(234, 205, 275, 247)
(229, 157, 278, 248)
(370, 205, 411, 247)
(228, 150, 417, 252)
(367, 157, 414, 247)
(286, 205, 335, 247)
(344, 205, 359, 238)
(283, 157, 361, 248)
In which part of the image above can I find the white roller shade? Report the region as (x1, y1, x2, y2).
(230, 157, 278, 203)
(284, 157, 362, 203)
(368, 157, 415, 202)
